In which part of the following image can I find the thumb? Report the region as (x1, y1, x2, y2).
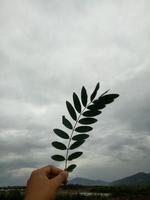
(50, 171, 68, 188)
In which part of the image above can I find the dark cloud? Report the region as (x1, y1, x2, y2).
(115, 68, 150, 133)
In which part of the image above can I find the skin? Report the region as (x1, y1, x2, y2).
(24, 165, 68, 200)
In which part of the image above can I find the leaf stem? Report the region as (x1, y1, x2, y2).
(64, 101, 92, 170)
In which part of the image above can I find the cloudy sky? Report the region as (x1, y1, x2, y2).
(0, 0, 150, 185)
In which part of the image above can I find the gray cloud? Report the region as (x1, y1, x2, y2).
(0, 0, 150, 185)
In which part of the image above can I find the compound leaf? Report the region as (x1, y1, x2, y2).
(53, 129, 69, 139)
(51, 155, 65, 161)
(75, 126, 93, 133)
(62, 116, 73, 129)
(79, 117, 97, 124)
(70, 140, 85, 150)
(66, 101, 77, 121)
(90, 82, 100, 101)
(51, 83, 119, 172)
(73, 92, 81, 113)
(72, 134, 89, 141)
(68, 152, 83, 161)
(65, 164, 77, 172)
(82, 110, 101, 117)
(52, 141, 67, 150)
(81, 86, 88, 107)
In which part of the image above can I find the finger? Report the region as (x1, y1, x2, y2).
(50, 171, 68, 188)
(38, 165, 63, 176)
(26, 178, 30, 186)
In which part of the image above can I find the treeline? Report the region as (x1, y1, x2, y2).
(0, 185, 150, 200)
(90, 185, 150, 196)
(1, 191, 150, 200)
(0, 186, 25, 190)
(61, 184, 150, 194)
(0, 190, 24, 200)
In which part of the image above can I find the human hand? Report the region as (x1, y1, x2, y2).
(24, 165, 68, 200)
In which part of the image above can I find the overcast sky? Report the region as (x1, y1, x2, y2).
(0, 0, 150, 186)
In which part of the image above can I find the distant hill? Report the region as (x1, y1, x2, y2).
(69, 172, 150, 186)
(69, 177, 109, 186)
(112, 172, 150, 186)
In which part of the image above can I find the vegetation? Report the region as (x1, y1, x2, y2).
(1, 185, 150, 200)
(0, 189, 23, 200)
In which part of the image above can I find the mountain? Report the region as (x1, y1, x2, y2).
(112, 172, 150, 186)
(69, 177, 109, 186)
(69, 172, 150, 186)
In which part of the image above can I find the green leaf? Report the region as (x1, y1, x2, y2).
(70, 140, 85, 150)
(82, 110, 101, 117)
(62, 116, 73, 129)
(72, 134, 89, 141)
(68, 152, 83, 161)
(81, 86, 88, 107)
(75, 126, 93, 133)
(79, 117, 97, 124)
(65, 164, 77, 172)
(51, 155, 65, 161)
(99, 94, 119, 103)
(90, 82, 100, 101)
(100, 89, 110, 97)
(73, 92, 81, 113)
(66, 101, 77, 121)
(53, 129, 69, 139)
(87, 103, 105, 110)
(52, 141, 67, 150)
(92, 94, 119, 108)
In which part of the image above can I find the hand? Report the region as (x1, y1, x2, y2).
(24, 165, 68, 200)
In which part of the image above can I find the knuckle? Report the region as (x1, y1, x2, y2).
(49, 164, 54, 168)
